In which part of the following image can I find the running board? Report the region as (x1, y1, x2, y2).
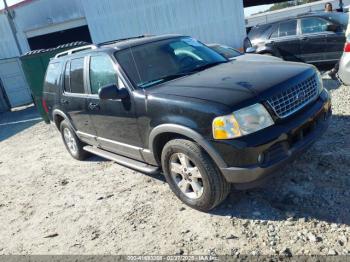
(83, 146, 160, 175)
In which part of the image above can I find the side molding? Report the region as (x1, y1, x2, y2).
(149, 124, 227, 168)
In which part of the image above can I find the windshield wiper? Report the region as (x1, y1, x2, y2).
(188, 61, 227, 73)
(138, 61, 227, 88)
(139, 72, 193, 88)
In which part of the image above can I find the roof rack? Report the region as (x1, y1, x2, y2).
(97, 35, 153, 47)
(54, 44, 97, 58)
(22, 41, 91, 57)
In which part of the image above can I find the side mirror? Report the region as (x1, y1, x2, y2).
(245, 47, 257, 53)
(98, 84, 129, 100)
(326, 24, 341, 32)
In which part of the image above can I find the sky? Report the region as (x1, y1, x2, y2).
(244, 4, 274, 17)
(0, 0, 24, 9)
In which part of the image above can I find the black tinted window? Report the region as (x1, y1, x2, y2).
(271, 20, 297, 38)
(90, 55, 117, 94)
(70, 58, 85, 94)
(44, 62, 61, 92)
(248, 24, 273, 40)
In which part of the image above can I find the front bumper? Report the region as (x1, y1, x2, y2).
(216, 91, 331, 185)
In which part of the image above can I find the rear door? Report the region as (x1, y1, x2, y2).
(299, 17, 342, 63)
(61, 57, 97, 145)
(269, 20, 301, 61)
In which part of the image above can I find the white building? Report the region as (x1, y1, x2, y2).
(246, 0, 350, 28)
(0, 0, 246, 110)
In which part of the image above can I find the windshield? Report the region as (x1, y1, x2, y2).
(115, 37, 227, 88)
(210, 45, 242, 59)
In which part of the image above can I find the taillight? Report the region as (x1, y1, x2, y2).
(344, 42, 350, 52)
(42, 98, 49, 113)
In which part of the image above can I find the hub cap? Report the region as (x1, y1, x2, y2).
(170, 153, 204, 199)
(63, 128, 77, 155)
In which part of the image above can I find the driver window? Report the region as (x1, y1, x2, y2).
(301, 18, 330, 34)
(89, 55, 118, 94)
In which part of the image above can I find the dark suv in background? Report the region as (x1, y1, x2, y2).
(244, 12, 348, 65)
(43, 35, 331, 211)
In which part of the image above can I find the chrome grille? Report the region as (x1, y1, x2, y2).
(267, 75, 319, 118)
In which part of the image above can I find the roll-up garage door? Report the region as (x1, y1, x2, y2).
(0, 58, 32, 108)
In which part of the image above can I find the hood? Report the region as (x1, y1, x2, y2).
(147, 58, 315, 108)
(235, 53, 283, 62)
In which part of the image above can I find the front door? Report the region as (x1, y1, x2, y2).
(86, 54, 143, 161)
(269, 19, 301, 62)
(299, 17, 337, 63)
(61, 57, 97, 145)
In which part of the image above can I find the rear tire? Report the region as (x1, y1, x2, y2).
(60, 120, 90, 160)
(161, 139, 230, 211)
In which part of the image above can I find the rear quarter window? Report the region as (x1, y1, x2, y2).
(248, 24, 273, 40)
(44, 62, 62, 93)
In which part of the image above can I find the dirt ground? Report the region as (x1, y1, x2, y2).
(0, 79, 349, 256)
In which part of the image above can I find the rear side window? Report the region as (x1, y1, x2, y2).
(248, 24, 273, 40)
(271, 20, 297, 38)
(89, 55, 117, 94)
(44, 62, 61, 92)
(69, 58, 85, 94)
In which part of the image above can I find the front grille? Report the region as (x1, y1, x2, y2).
(267, 75, 319, 118)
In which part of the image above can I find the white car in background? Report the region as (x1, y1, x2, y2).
(338, 37, 350, 86)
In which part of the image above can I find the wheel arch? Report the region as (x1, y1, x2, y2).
(52, 109, 72, 130)
(149, 124, 227, 169)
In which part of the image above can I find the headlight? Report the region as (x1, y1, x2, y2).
(316, 69, 324, 94)
(212, 103, 274, 140)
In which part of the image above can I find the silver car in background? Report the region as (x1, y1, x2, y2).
(338, 37, 350, 86)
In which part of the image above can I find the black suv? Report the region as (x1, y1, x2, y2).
(43, 35, 331, 211)
(244, 12, 348, 65)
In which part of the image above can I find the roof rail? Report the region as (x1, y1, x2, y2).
(97, 35, 153, 47)
(54, 44, 97, 58)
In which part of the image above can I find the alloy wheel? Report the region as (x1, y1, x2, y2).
(169, 153, 204, 199)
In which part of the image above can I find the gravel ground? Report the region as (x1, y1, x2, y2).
(0, 79, 349, 256)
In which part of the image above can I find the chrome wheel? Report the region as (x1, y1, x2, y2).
(170, 153, 204, 199)
(63, 128, 77, 155)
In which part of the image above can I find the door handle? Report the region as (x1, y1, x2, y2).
(88, 102, 100, 111)
(61, 99, 69, 105)
(301, 36, 308, 41)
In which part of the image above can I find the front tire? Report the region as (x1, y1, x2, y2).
(161, 139, 230, 211)
(60, 120, 90, 160)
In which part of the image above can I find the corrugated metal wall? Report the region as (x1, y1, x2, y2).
(83, 0, 246, 49)
(14, 0, 85, 34)
(0, 14, 21, 58)
(0, 0, 246, 57)
(0, 0, 86, 59)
